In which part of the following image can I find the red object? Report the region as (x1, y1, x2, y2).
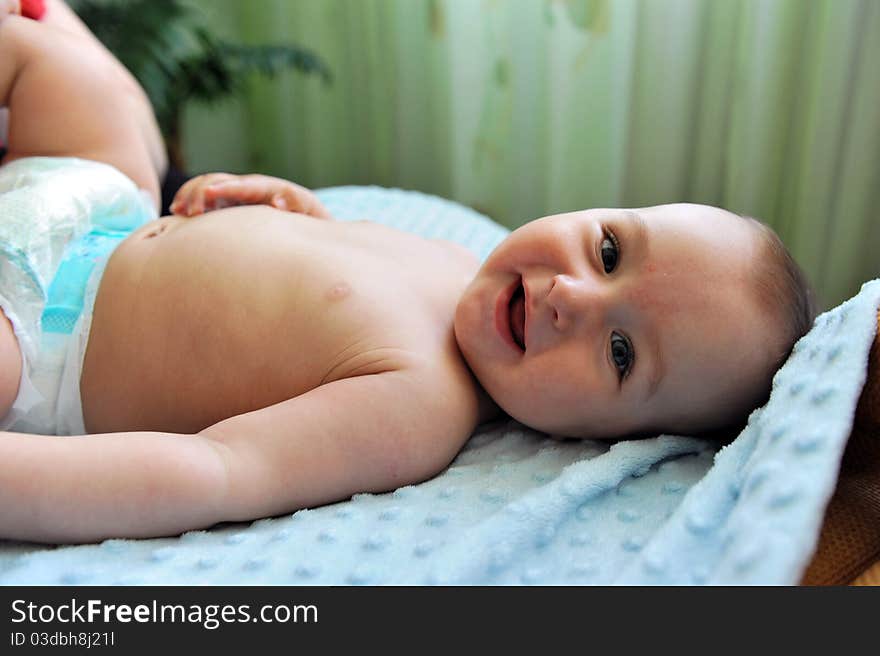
(21, 0, 46, 20)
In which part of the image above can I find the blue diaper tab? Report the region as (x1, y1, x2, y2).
(41, 228, 132, 334)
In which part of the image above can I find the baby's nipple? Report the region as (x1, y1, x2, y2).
(326, 282, 352, 302)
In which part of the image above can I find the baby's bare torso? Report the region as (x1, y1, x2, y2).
(80, 207, 485, 433)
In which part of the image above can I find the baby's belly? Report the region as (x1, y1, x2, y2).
(80, 210, 370, 434)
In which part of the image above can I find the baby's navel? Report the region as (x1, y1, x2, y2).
(143, 220, 169, 239)
(326, 282, 351, 302)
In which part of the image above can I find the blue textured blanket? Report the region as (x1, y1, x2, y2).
(1, 185, 876, 585)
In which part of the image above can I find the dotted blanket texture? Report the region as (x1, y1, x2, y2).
(0, 185, 877, 585)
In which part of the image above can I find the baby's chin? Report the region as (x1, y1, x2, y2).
(488, 396, 586, 438)
(503, 397, 659, 440)
(452, 289, 493, 367)
(452, 302, 476, 363)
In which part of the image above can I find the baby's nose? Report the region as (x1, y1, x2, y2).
(548, 273, 609, 332)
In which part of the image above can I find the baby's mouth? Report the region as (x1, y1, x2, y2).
(509, 282, 526, 351)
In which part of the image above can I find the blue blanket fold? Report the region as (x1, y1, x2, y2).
(1, 184, 877, 585)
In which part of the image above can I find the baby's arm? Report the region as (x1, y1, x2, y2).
(170, 172, 334, 219)
(0, 430, 228, 542)
(0, 14, 162, 207)
(0, 368, 475, 543)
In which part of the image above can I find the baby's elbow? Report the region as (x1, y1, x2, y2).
(184, 433, 237, 522)
(380, 426, 466, 492)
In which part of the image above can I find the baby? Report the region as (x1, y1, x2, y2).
(0, 8, 815, 543)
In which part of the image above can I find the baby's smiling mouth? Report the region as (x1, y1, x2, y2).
(509, 281, 526, 351)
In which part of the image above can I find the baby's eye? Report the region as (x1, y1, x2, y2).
(600, 231, 620, 274)
(610, 332, 633, 379)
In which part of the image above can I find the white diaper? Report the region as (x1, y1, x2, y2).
(0, 270, 104, 435)
(0, 157, 156, 435)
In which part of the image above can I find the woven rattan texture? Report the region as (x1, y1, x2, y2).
(802, 311, 880, 585)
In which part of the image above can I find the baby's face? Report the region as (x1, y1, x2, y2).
(454, 203, 782, 438)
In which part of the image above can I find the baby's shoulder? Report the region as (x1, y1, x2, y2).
(403, 343, 486, 423)
(429, 238, 480, 266)
(380, 356, 485, 457)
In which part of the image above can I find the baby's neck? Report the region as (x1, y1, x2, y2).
(475, 384, 504, 425)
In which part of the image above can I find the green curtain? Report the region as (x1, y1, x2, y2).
(183, 0, 880, 309)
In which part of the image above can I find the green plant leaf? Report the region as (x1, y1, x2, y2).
(70, 0, 331, 138)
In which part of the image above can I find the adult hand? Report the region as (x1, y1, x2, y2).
(170, 172, 333, 219)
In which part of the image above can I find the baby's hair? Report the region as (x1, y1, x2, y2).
(699, 215, 817, 444)
(742, 215, 818, 372)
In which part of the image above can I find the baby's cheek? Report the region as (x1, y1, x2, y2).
(527, 351, 596, 402)
(633, 267, 708, 319)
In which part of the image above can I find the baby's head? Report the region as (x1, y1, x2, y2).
(454, 203, 816, 439)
